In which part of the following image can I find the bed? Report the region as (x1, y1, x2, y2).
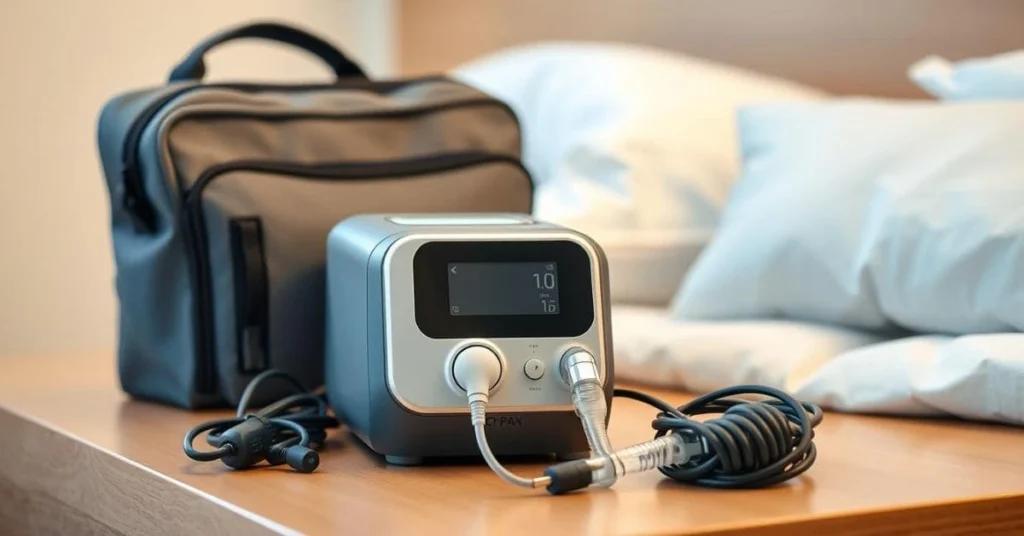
(395, 1, 1024, 426)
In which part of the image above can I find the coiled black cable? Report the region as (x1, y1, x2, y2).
(614, 385, 823, 488)
(183, 370, 339, 472)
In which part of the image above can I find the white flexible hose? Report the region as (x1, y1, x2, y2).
(469, 399, 550, 489)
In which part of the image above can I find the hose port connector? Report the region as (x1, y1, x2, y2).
(559, 348, 601, 389)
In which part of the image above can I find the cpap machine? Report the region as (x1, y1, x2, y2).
(324, 215, 614, 469)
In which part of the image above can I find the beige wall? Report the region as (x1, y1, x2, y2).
(0, 1, 394, 357)
(398, 0, 1024, 98)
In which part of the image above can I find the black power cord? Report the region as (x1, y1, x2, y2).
(614, 385, 823, 488)
(183, 370, 340, 473)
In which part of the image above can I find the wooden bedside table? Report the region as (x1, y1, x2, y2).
(0, 353, 1022, 535)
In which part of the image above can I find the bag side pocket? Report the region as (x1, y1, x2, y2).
(230, 218, 270, 374)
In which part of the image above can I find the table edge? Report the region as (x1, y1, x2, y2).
(687, 492, 1024, 535)
(0, 405, 293, 535)
(2, 399, 1023, 535)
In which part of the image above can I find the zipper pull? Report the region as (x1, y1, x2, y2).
(121, 164, 157, 233)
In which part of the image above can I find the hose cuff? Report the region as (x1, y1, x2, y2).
(469, 399, 487, 427)
(544, 459, 594, 495)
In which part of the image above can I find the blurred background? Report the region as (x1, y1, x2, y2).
(0, 1, 393, 357)
(2, 0, 1022, 358)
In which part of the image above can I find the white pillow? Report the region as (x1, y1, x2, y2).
(672, 100, 1024, 334)
(794, 333, 1024, 424)
(452, 42, 825, 305)
(613, 306, 884, 393)
(613, 306, 1024, 425)
(589, 230, 710, 305)
(910, 50, 1024, 100)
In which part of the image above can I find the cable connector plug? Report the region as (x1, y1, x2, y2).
(543, 459, 596, 494)
(267, 444, 320, 473)
(182, 370, 338, 474)
(214, 414, 275, 469)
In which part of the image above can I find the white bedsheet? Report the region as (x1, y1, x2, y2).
(611, 306, 1024, 425)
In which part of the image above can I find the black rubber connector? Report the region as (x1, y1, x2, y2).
(285, 446, 320, 473)
(544, 459, 594, 495)
(216, 415, 275, 469)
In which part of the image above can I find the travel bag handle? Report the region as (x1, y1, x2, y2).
(168, 21, 368, 83)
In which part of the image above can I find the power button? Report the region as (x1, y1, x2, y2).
(524, 359, 545, 380)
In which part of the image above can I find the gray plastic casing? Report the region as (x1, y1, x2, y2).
(325, 214, 614, 460)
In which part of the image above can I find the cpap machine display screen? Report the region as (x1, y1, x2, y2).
(413, 240, 594, 339)
(447, 261, 559, 316)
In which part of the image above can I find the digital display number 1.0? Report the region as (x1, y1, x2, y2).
(533, 272, 558, 313)
(447, 262, 559, 316)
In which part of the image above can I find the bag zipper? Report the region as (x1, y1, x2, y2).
(183, 151, 532, 395)
(117, 76, 515, 232)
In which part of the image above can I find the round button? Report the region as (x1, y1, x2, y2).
(524, 358, 545, 380)
(444, 340, 509, 396)
(452, 346, 503, 392)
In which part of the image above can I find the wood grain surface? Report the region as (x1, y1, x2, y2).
(0, 353, 1023, 535)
